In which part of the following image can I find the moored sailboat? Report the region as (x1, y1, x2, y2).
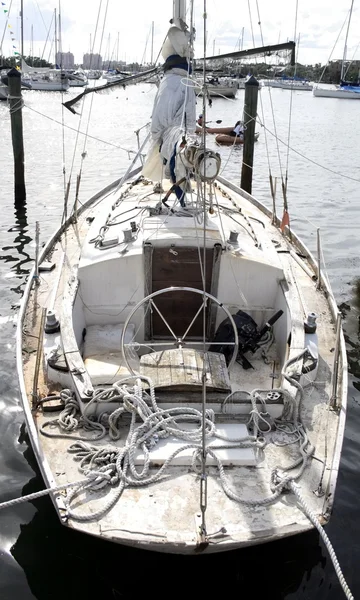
(313, 0, 360, 99)
(16, 0, 348, 563)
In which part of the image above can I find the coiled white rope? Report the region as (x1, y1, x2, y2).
(0, 369, 352, 597)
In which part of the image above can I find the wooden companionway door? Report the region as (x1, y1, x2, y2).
(144, 244, 222, 340)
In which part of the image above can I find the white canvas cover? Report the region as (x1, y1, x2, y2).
(142, 25, 196, 180)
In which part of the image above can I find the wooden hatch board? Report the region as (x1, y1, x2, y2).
(140, 348, 231, 393)
(145, 245, 221, 340)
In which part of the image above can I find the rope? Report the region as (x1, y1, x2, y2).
(0, 473, 111, 510)
(256, 115, 360, 184)
(7, 93, 24, 112)
(0, 360, 351, 594)
(35, 359, 315, 517)
(290, 482, 354, 600)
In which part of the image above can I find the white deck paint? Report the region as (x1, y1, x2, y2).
(134, 423, 257, 466)
(18, 175, 347, 554)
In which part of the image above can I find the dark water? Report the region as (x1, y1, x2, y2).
(1, 83, 359, 599)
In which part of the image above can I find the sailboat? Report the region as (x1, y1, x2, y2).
(16, 0, 347, 556)
(0, 79, 8, 100)
(21, 59, 69, 91)
(21, 8, 69, 91)
(313, 0, 360, 99)
(264, 75, 313, 91)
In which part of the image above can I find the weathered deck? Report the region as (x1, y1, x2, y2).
(19, 176, 346, 553)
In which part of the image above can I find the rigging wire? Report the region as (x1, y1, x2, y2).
(285, 0, 299, 190)
(316, 11, 349, 85)
(252, 0, 275, 183)
(23, 104, 139, 154)
(247, 0, 256, 47)
(343, 38, 360, 79)
(33, 0, 51, 42)
(73, 0, 111, 216)
(200, 0, 208, 543)
(256, 115, 360, 184)
(248, 1, 288, 191)
(58, 1, 68, 220)
(0, 0, 13, 54)
(65, 0, 109, 224)
(40, 12, 55, 62)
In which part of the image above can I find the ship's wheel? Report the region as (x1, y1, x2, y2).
(120, 287, 239, 374)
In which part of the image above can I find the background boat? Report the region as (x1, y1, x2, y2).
(263, 77, 313, 90)
(66, 70, 88, 87)
(86, 69, 102, 80)
(0, 80, 8, 100)
(313, 85, 360, 99)
(21, 60, 69, 92)
(313, 0, 359, 99)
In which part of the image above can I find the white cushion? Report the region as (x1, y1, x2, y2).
(84, 351, 139, 386)
(83, 323, 136, 358)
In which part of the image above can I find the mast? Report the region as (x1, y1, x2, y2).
(30, 24, 33, 65)
(20, 0, 24, 57)
(173, 0, 186, 24)
(54, 8, 57, 67)
(58, 2, 62, 70)
(341, 0, 354, 81)
(150, 21, 154, 65)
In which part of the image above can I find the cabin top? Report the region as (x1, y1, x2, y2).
(79, 178, 282, 273)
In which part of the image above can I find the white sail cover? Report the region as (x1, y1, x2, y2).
(142, 25, 196, 180)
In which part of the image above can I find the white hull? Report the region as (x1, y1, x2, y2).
(313, 86, 360, 99)
(103, 73, 124, 83)
(17, 168, 347, 554)
(68, 79, 88, 87)
(28, 80, 70, 91)
(0, 83, 8, 100)
(279, 83, 313, 90)
(198, 85, 237, 98)
(262, 80, 312, 90)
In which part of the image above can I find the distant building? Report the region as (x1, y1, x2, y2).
(56, 52, 74, 69)
(83, 53, 102, 69)
(104, 59, 126, 70)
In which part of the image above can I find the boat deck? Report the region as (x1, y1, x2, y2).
(20, 176, 345, 553)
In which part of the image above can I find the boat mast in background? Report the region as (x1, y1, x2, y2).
(20, 0, 24, 57)
(150, 21, 154, 65)
(58, 2, 62, 70)
(341, 0, 354, 81)
(54, 8, 57, 66)
(30, 25, 33, 65)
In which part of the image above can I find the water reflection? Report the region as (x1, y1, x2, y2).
(0, 204, 32, 305)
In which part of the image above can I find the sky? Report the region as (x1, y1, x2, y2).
(1, 0, 359, 67)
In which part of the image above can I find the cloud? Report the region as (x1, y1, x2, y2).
(1, 0, 359, 66)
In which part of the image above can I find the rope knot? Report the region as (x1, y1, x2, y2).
(85, 469, 113, 490)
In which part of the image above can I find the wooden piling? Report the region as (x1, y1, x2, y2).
(241, 75, 259, 195)
(7, 68, 26, 205)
